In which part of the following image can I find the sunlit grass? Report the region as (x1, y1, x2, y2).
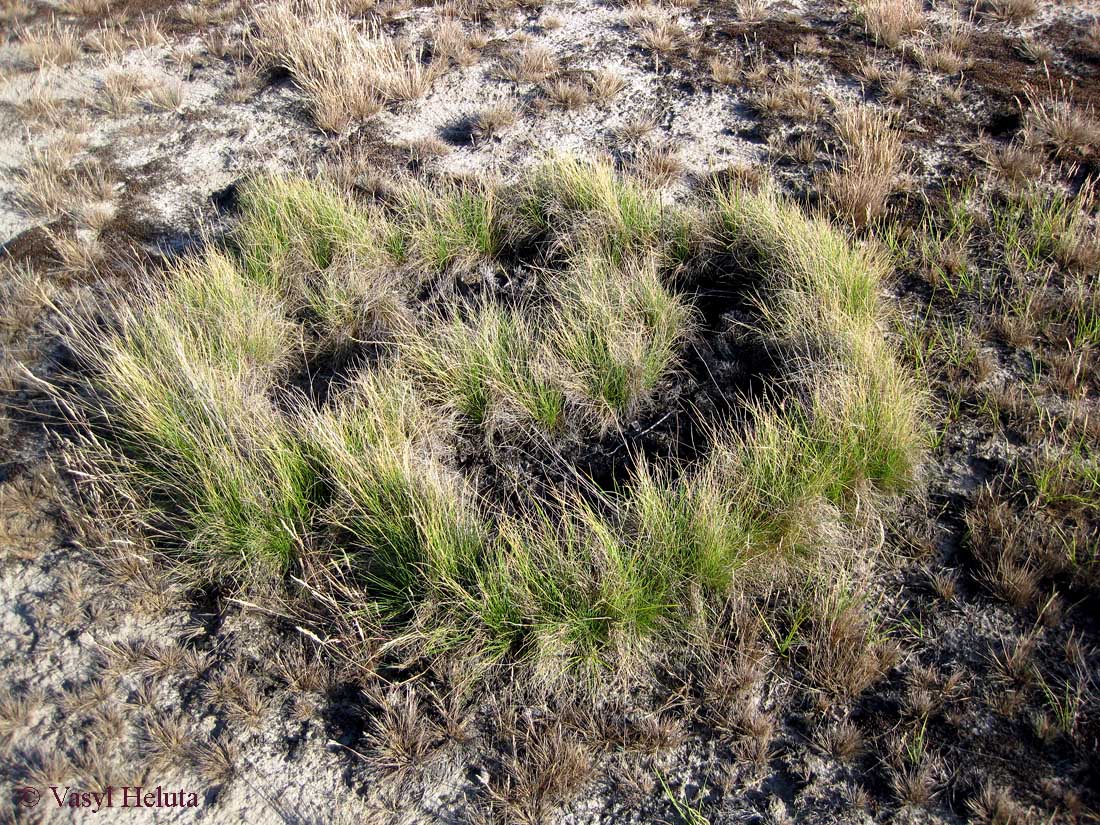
(62, 159, 924, 670)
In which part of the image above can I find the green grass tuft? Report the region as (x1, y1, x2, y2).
(403, 299, 567, 432)
(306, 370, 487, 612)
(519, 156, 675, 265)
(235, 175, 404, 345)
(550, 255, 693, 425)
(71, 250, 316, 579)
(399, 178, 503, 272)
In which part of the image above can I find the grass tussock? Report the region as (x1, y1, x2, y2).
(250, 0, 442, 131)
(859, 0, 924, 48)
(549, 256, 692, 425)
(715, 181, 923, 490)
(67, 250, 314, 582)
(61, 160, 923, 674)
(18, 22, 82, 69)
(518, 156, 691, 266)
(403, 298, 568, 432)
(402, 255, 691, 433)
(234, 175, 406, 344)
(821, 103, 904, 226)
(397, 177, 503, 271)
(305, 370, 486, 613)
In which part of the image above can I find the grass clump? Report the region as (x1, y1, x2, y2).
(404, 299, 567, 432)
(716, 181, 883, 339)
(403, 254, 691, 434)
(235, 175, 380, 286)
(715, 181, 924, 491)
(550, 256, 693, 425)
(250, 1, 440, 131)
(618, 366, 919, 621)
(135, 249, 299, 377)
(518, 156, 682, 266)
(306, 370, 487, 613)
(398, 178, 503, 272)
(61, 160, 923, 673)
(235, 175, 405, 346)
(859, 0, 924, 48)
(69, 251, 316, 580)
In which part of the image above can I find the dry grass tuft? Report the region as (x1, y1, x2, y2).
(403, 135, 451, 163)
(1024, 82, 1100, 158)
(859, 0, 923, 48)
(616, 114, 658, 143)
(472, 103, 519, 141)
(965, 490, 1045, 609)
(139, 713, 190, 771)
(790, 134, 817, 164)
(488, 721, 594, 824)
(541, 78, 590, 111)
(59, 0, 112, 14)
(225, 65, 261, 103)
(99, 70, 150, 115)
(193, 737, 239, 786)
(635, 14, 689, 54)
(132, 13, 167, 49)
(431, 19, 479, 66)
(366, 686, 441, 772)
(735, 0, 769, 23)
(142, 78, 185, 111)
(49, 231, 105, 276)
(14, 84, 67, 125)
(18, 22, 82, 69)
(1017, 36, 1053, 66)
(635, 142, 684, 186)
(890, 758, 940, 807)
(709, 54, 741, 85)
(14, 144, 82, 217)
(969, 782, 1031, 824)
(818, 719, 864, 762)
(802, 586, 895, 700)
(875, 66, 910, 103)
(0, 688, 37, 748)
(918, 42, 969, 75)
(0, 261, 55, 348)
(821, 103, 904, 225)
(589, 68, 626, 103)
(775, 63, 824, 122)
(250, 1, 443, 132)
(987, 0, 1037, 24)
(83, 24, 126, 58)
(497, 44, 558, 83)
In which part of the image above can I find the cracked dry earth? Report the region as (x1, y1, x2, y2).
(2, 0, 1100, 823)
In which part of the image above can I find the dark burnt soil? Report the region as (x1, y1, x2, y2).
(632, 1, 1100, 187)
(580, 2, 1100, 821)
(855, 197, 1100, 825)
